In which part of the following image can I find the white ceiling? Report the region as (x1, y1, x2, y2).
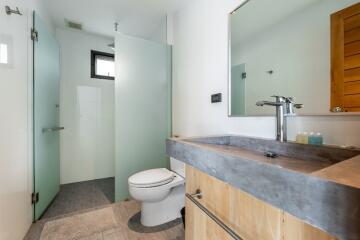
(231, 0, 321, 46)
(42, 0, 181, 39)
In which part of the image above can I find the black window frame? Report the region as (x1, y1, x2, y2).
(90, 50, 115, 80)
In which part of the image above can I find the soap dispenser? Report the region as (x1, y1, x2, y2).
(302, 132, 309, 144)
(309, 133, 323, 145)
(296, 132, 302, 143)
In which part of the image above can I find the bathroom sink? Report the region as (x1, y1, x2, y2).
(166, 135, 360, 240)
(180, 135, 360, 174)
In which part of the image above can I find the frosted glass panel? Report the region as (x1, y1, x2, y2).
(33, 12, 60, 220)
(231, 63, 246, 116)
(115, 33, 171, 201)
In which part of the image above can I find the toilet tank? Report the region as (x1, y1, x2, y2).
(170, 157, 185, 178)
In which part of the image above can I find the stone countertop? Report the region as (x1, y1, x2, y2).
(180, 141, 333, 174)
(166, 135, 360, 240)
(312, 155, 360, 188)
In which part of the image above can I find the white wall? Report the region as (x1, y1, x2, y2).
(172, 0, 360, 147)
(56, 28, 115, 184)
(0, 2, 31, 239)
(149, 16, 167, 43)
(0, 0, 53, 239)
(232, 0, 358, 115)
(27, 0, 54, 32)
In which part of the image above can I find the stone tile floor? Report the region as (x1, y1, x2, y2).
(25, 200, 184, 240)
(41, 177, 115, 219)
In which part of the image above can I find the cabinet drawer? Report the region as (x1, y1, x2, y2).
(186, 165, 282, 240)
(282, 213, 336, 240)
(185, 165, 336, 240)
(185, 199, 234, 240)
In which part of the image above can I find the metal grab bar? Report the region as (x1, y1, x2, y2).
(42, 127, 65, 133)
(186, 192, 243, 240)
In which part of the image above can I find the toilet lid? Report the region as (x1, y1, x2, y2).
(128, 168, 175, 187)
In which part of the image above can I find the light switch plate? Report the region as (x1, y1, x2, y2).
(211, 93, 222, 103)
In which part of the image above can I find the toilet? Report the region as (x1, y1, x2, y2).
(128, 158, 185, 227)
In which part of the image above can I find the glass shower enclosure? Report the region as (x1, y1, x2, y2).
(33, 12, 61, 220)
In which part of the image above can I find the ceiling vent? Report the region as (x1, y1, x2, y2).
(66, 20, 83, 30)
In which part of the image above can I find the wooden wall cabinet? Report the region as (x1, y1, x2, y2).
(185, 165, 336, 240)
(331, 3, 360, 112)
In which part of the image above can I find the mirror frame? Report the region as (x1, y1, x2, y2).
(227, 0, 360, 117)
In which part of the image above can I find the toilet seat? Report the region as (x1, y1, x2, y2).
(128, 168, 176, 188)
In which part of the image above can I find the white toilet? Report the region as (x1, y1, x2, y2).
(128, 158, 185, 227)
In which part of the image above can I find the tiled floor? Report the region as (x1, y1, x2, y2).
(41, 177, 115, 219)
(25, 200, 184, 240)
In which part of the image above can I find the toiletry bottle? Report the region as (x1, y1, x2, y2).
(296, 132, 302, 143)
(314, 133, 324, 145)
(308, 132, 315, 145)
(308, 132, 314, 144)
(310, 133, 323, 145)
(302, 132, 309, 144)
(316, 133, 323, 145)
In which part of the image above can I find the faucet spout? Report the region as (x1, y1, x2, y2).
(256, 101, 282, 107)
(256, 96, 302, 142)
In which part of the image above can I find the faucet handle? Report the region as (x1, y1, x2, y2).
(293, 103, 303, 109)
(285, 97, 302, 108)
(285, 97, 295, 103)
(271, 95, 287, 102)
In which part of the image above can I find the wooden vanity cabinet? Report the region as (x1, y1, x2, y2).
(185, 165, 336, 240)
(185, 200, 234, 240)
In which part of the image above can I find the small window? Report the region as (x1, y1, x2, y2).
(91, 50, 115, 80)
(0, 43, 8, 64)
(0, 34, 13, 68)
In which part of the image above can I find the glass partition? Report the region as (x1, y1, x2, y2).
(114, 33, 171, 201)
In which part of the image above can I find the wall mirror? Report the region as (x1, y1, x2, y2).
(229, 0, 360, 116)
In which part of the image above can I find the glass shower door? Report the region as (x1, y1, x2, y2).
(231, 63, 246, 115)
(33, 12, 61, 220)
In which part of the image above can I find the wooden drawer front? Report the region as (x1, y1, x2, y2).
(185, 199, 233, 240)
(185, 165, 230, 225)
(282, 213, 336, 240)
(185, 165, 336, 240)
(229, 189, 282, 240)
(186, 165, 282, 240)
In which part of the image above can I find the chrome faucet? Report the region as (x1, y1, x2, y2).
(256, 96, 302, 142)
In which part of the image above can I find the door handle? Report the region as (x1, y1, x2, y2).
(42, 127, 64, 133)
